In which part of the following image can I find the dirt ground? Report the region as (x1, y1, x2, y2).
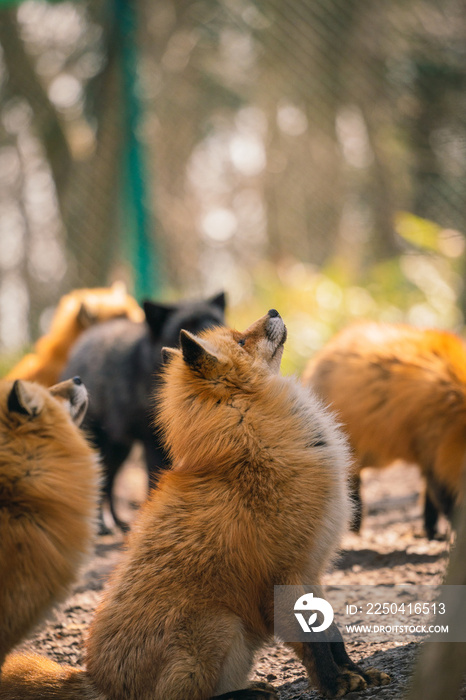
(17, 456, 462, 699)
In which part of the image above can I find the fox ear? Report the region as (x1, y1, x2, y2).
(111, 280, 127, 295)
(161, 347, 180, 365)
(8, 380, 44, 418)
(77, 302, 96, 328)
(143, 301, 174, 337)
(179, 330, 219, 372)
(208, 291, 226, 312)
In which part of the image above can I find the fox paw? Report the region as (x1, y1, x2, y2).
(329, 670, 368, 698)
(361, 666, 391, 687)
(322, 667, 390, 697)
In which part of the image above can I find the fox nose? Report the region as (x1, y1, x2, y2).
(73, 376, 82, 385)
(268, 309, 280, 318)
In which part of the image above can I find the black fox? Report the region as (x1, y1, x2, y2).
(61, 292, 226, 531)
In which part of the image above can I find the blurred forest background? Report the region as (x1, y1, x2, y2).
(0, 0, 466, 374)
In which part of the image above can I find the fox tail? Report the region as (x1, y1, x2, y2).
(0, 653, 100, 700)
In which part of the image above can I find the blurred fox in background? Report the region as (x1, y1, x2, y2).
(61, 292, 226, 532)
(302, 321, 466, 539)
(6, 281, 144, 387)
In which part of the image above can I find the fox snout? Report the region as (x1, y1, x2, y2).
(266, 309, 287, 348)
(243, 309, 287, 350)
(237, 310, 287, 373)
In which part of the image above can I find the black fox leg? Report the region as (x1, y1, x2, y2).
(100, 440, 132, 533)
(300, 639, 364, 698)
(349, 473, 363, 533)
(288, 623, 390, 698)
(425, 475, 455, 540)
(328, 622, 390, 689)
(424, 489, 439, 540)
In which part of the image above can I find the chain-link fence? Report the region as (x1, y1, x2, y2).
(0, 0, 466, 356)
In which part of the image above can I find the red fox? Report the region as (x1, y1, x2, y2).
(0, 311, 389, 699)
(0, 377, 99, 674)
(302, 321, 466, 538)
(6, 282, 144, 387)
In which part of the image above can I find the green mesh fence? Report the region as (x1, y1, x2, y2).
(0, 0, 465, 350)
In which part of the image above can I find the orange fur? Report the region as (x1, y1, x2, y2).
(302, 321, 466, 535)
(0, 654, 96, 700)
(0, 313, 388, 698)
(0, 379, 100, 674)
(6, 282, 144, 387)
